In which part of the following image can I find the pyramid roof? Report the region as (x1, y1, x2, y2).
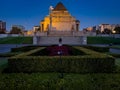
(53, 2, 67, 11)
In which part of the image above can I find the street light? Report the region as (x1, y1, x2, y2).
(58, 37, 63, 78)
(58, 50, 63, 78)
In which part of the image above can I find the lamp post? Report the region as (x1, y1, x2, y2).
(58, 50, 63, 78)
(58, 37, 63, 78)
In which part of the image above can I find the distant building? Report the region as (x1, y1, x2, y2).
(83, 26, 97, 32)
(84, 24, 120, 34)
(98, 24, 120, 33)
(40, 2, 80, 32)
(33, 26, 40, 32)
(0, 20, 6, 33)
(98, 24, 111, 32)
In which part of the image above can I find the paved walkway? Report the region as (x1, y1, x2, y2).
(109, 48, 120, 54)
(0, 44, 30, 53)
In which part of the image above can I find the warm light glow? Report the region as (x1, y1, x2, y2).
(112, 30, 116, 34)
(27, 30, 35, 35)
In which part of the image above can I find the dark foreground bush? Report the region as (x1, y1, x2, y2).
(8, 56, 115, 73)
(0, 73, 120, 90)
(8, 47, 115, 73)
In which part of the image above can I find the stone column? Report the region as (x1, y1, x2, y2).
(33, 32, 37, 45)
(82, 36, 87, 45)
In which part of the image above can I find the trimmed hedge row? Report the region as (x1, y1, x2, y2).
(82, 46, 109, 52)
(110, 53, 120, 58)
(1, 73, 120, 90)
(8, 47, 115, 73)
(11, 45, 40, 52)
(8, 56, 115, 73)
(0, 52, 21, 57)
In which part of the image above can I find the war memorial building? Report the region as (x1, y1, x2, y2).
(40, 2, 80, 32)
(34, 2, 87, 45)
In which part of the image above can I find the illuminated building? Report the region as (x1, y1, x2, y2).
(40, 2, 80, 32)
(0, 20, 6, 33)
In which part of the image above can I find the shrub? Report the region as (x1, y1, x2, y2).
(11, 45, 40, 52)
(1, 73, 120, 90)
(82, 45, 109, 52)
(0, 52, 20, 57)
(8, 47, 115, 73)
(109, 53, 120, 58)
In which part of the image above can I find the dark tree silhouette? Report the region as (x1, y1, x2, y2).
(114, 27, 120, 34)
(10, 27, 23, 34)
(102, 28, 111, 34)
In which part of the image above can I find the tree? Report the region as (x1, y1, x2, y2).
(114, 27, 120, 34)
(0, 29, 6, 34)
(102, 28, 111, 34)
(10, 27, 23, 34)
(96, 30, 101, 34)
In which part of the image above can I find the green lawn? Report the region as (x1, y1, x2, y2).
(87, 36, 120, 44)
(0, 58, 8, 73)
(0, 36, 33, 44)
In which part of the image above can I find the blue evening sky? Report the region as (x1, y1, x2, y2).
(0, 0, 120, 31)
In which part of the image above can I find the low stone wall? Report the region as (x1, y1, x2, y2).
(0, 34, 21, 38)
(114, 34, 120, 38)
(0, 34, 8, 38)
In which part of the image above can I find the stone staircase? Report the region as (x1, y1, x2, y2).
(36, 36, 87, 45)
(48, 31, 73, 36)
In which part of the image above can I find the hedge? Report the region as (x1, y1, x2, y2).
(11, 45, 40, 52)
(1, 73, 120, 90)
(109, 53, 120, 58)
(8, 47, 115, 73)
(82, 45, 109, 52)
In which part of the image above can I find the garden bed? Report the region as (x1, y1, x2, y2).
(8, 46, 115, 73)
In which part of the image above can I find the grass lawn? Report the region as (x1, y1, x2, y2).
(87, 36, 120, 44)
(0, 36, 33, 44)
(0, 58, 8, 73)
